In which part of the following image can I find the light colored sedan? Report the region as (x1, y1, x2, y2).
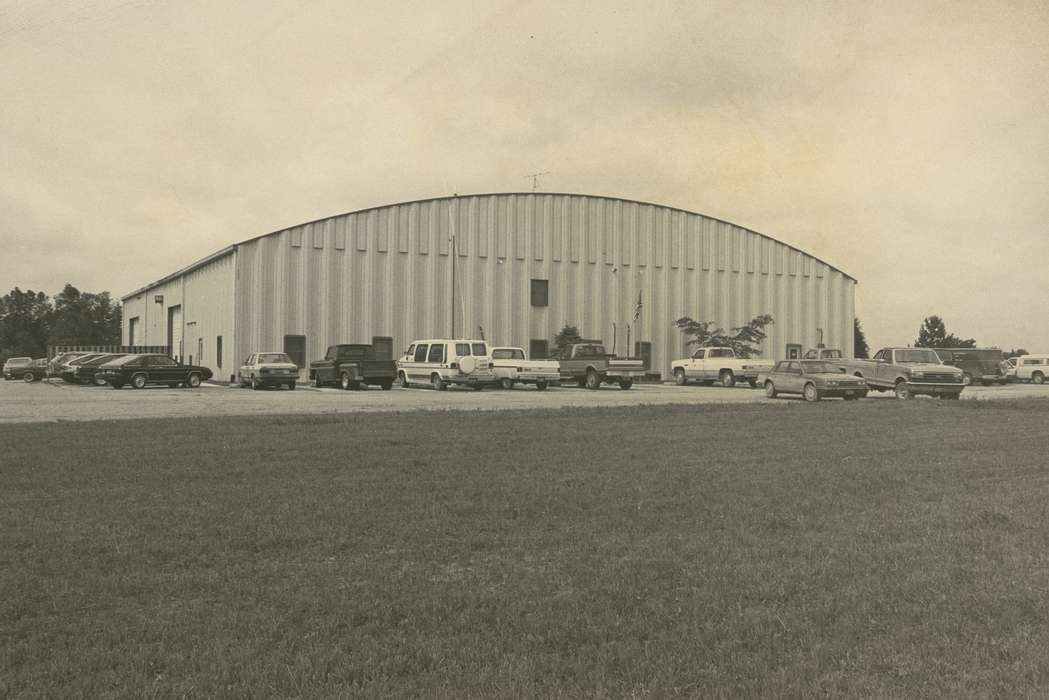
(762, 360, 869, 402)
(238, 352, 299, 390)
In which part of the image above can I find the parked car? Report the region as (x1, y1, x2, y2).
(74, 353, 127, 386)
(489, 346, 560, 390)
(762, 360, 869, 402)
(240, 352, 300, 390)
(60, 353, 108, 383)
(97, 354, 213, 389)
(557, 342, 645, 390)
(934, 347, 1006, 385)
(1013, 354, 1049, 384)
(837, 347, 964, 399)
(397, 339, 495, 390)
(48, 352, 91, 378)
(671, 346, 773, 388)
(3, 357, 33, 380)
(14, 359, 48, 383)
(310, 344, 396, 390)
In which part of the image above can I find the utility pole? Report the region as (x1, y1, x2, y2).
(523, 171, 550, 191)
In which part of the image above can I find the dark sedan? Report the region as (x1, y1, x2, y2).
(97, 354, 213, 389)
(762, 360, 869, 402)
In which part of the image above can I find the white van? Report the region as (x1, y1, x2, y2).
(397, 339, 495, 390)
(1014, 354, 1049, 384)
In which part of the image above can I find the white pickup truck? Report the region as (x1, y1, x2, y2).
(490, 346, 560, 390)
(671, 347, 773, 388)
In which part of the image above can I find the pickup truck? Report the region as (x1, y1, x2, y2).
(671, 347, 773, 388)
(802, 348, 844, 360)
(310, 344, 397, 390)
(490, 346, 560, 390)
(557, 342, 645, 390)
(837, 347, 964, 399)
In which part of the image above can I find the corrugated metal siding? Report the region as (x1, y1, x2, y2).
(226, 193, 855, 377)
(121, 252, 235, 376)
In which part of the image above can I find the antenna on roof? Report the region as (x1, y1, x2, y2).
(523, 171, 550, 191)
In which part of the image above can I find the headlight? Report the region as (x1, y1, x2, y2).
(826, 380, 838, 386)
(911, 371, 925, 378)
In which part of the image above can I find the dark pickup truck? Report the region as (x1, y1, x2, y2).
(310, 344, 397, 390)
(557, 342, 646, 390)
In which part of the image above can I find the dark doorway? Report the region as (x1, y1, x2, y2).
(634, 341, 652, 369)
(372, 336, 394, 361)
(284, 335, 307, 376)
(786, 343, 802, 360)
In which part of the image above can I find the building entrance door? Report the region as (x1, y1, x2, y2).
(284, 335, 307, 378)
(167, 306, 183, 361)
(785, 343, 802, 360)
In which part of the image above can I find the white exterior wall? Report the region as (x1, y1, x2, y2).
(224, 194, 855, 378)
(121, 252, 235, 377)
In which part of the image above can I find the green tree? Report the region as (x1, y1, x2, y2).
(853, 317, 870, 358)
(47, 284, 122, 346)
(675, 314, 774, 358)
(0, 287, 52, 360)
(915, 315, 975, 348)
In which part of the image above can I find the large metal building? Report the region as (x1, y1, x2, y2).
(120, 192, 856, 382)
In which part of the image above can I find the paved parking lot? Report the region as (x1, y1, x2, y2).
(1, 377, 1047, 423)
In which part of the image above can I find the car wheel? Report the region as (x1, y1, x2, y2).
(673, 368, 687, 386)
(803, 383, 820, 402)
(843, 394, 858, 401)
(379, 379, 392, 390)
(748, 379, 758, 388)
(585, 369, 600, 390)
(187, 373, 202, 388)
(499, 377, 514, 390)
(962, 373, 973, 386)
(131, 373, 147, 390)
(719, 370, 735, 388)
(1033, 372, 1045, 385)
(23, 371, 35, 383)
(535, 380, 548, 391)
(431, 373, 447, 391)
(341, 372, 352, 390)
(288, 381, 296, 390)
(618, 378, 633, 390)
(764, 381, 777, 398)
(894, 381, 913, 400)
(251, 376, 260, 390)
(576, 377, 587, 388)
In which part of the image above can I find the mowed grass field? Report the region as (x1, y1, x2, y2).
(3, 400, 1049, 697)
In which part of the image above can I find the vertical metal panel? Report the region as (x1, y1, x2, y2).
(515, 194, 527, 260)
(354, 214, 367, 251)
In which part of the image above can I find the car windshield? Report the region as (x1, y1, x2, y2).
(801, 361, 839, 374)
(492, 348, 525, 360)
(821, 349, 842, 359)
(896, 349, 942, 364)
(259, 353, 293, 364)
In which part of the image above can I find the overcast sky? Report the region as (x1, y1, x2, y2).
(3, 0, 1047, 351)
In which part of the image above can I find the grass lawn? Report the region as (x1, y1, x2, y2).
(3, 399, 1049, 697)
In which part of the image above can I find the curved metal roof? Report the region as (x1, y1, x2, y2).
(122, 192, 855, 299)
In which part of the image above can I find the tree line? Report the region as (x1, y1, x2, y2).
(0, 284, 121, 361)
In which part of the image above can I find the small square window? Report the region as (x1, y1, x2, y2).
(530, 279, 549, 307)
(529, 339, 549, 359)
